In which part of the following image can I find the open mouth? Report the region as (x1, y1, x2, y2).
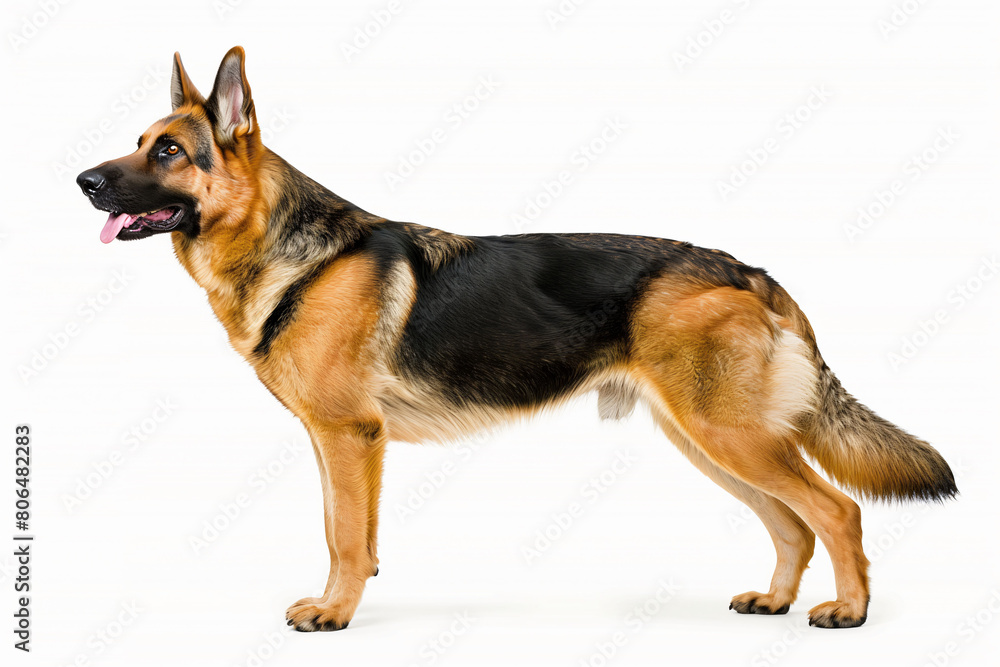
(100, 206, 185, 243)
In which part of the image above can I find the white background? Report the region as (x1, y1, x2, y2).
(2, 0, 999, 665)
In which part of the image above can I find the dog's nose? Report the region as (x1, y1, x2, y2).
(76, 170, 106, 196)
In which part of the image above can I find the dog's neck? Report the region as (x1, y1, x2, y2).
(171, 148, 380, 359)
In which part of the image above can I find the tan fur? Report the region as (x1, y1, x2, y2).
(252, 254, 387, 629)
(629, 279, 870, 626)
(646, 398, 816, 614)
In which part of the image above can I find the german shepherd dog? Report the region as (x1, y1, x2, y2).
(77, 47, 956, 631)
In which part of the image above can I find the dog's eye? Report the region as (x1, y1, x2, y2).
(156, 143, 183, 160)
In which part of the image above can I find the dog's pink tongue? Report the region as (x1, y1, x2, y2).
(100, 213, 132, 244)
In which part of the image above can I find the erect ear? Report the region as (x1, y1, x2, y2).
(170, 52, 204, 111)
(205, 46, 257, 147)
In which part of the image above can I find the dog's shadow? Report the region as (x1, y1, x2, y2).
(351, 594, 747, 631)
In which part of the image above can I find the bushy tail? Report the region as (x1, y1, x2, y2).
(800, 362, 958, 502)
(750, 276, 958, 503)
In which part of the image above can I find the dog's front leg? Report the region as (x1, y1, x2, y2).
(286, 419, 385, 632)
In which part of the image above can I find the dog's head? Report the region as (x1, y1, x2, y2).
(77, 47, 262, 243)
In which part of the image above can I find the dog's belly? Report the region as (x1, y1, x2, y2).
(376, 374, 524, 444)
(375, 366, 636, 444)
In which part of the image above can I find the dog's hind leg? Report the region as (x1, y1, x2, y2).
(653, 412, 815, 615)
(632, 284, 870, 627)
(691, 428, 869, 628)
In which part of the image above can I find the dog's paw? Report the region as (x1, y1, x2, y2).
(807, 600, 867, 628)
(729, 591, 791, 615)
(285, 598, 352, 632)
(286, 596, 324, 616)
